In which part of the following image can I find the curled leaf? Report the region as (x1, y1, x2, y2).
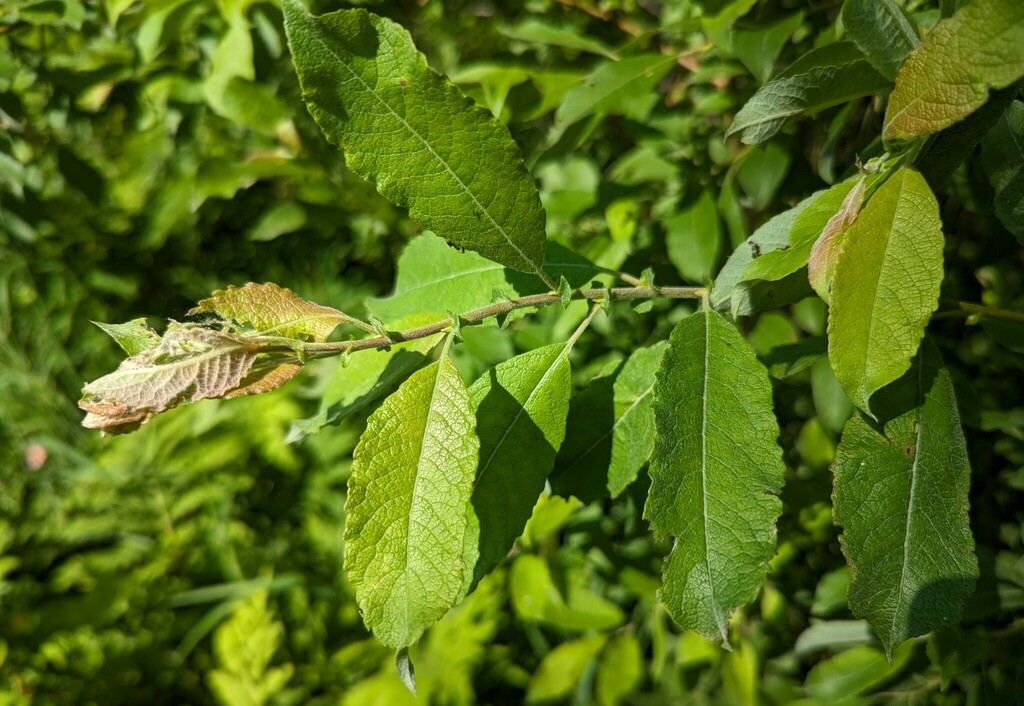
(92, 318, 162, 356)
(190, 282, 361, 341)
(79, 324, 299, 434)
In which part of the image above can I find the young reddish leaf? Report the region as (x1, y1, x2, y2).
(190, 282, 360, 341)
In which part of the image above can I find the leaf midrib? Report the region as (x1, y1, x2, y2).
(557, 382, 655, 477)
(889, 357, 926, 643)
(295, 2, 537, 273)
(699, 311, 725, 640)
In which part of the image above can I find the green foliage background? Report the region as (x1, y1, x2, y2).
(1, 0, 1023, 704)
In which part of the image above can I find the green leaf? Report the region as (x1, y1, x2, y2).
(742, 179, 858, 283)
(92, 318, 161, 356)
(841, 0, 919, 81)
(549, 54, 676, 142)
(283, 2, 547, 276)
(804, 644, 914, 701)
(667, 190, 723, 284)
(828, 168, 943, 415)
(526, 635, 608, 706)
(463, 344, 572, 591)
(596, 634, 643, 706)
(645, 308, 784, 642)
(368, 233, 599, 325)
(736, 142, 792, 210)
(833, 344, 978, 658)
(551, 342, 668, 502)
(981, 101, 1024, 243)
(727, 61, 890, 145)
(510, 555, 624, 631)
(344, 347, 479, 648)
(883, 0, 1024, 144)
(732, 12, 805, 85)
(712, 194, 817, 317)
(287, 331, 442, 440)
(191, 282, 359, 341)
(499, 19, 617, 59)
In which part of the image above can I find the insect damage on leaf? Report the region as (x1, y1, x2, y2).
(80, 283, 351, 434)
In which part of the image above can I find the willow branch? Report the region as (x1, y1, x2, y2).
(256, 285, 705, 358)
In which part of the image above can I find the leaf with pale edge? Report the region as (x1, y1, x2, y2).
(344, 349, 479, 648)
(883, 0, 1024, 144)
(727, 61, 890, 145)
(833, 343, 977, 657)
(93, 318, 161, 356)
(828, 168, 943, 415)
(80, 324, 260, 434)
(190, 282, 356, 341)
(645, 309, 784, 642)
(981, 101, 1024, 243)
(551, 342, 667, 502)
(463, 344, 572, 592)
(807, 178, 867, 302)
(283, 1, 547, 275)
(841, 0, 919, 81)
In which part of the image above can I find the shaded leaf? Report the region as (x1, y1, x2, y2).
(551, 342, 667, 501)
(841, 0, 919, 81)
(645, 308, 784, 642)
(833, 344, 978, 657)
(344, 348, 479, 648)
(883, 0, 1024, 144)
(728, 61, 890, 145)
(463, 344, 572, 591)
(981, 101, 1024, 243)
(283, 2, 548, 275)
(828, 168, 943, 414)
(549, 54, 676, 142)
(191, 282, 357, 341)
(666, 190, 723, 283)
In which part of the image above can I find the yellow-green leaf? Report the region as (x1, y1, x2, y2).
(883, 0, 1024, 144)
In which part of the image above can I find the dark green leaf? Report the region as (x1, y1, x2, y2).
(283, 2, 548, 275)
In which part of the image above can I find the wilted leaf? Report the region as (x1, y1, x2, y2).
(80, 324, 261, 434)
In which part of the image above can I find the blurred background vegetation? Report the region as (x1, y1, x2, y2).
(1, 0, 1023, 704)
